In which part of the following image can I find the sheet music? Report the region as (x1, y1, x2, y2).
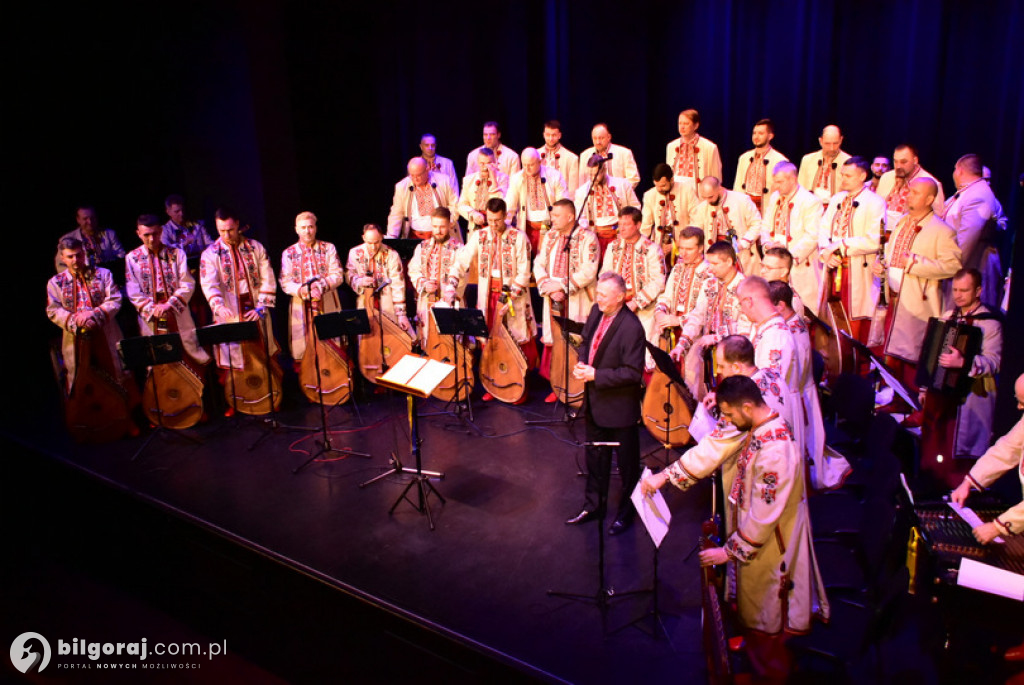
(379, 354, 454, 397)
(947, 500, 1005, 544)
(632, 468, 671, 548)
(957, 557, 1024, 601)
(688, 403, 718, 443)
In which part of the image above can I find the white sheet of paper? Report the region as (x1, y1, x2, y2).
(948, 501, 1005, 544)
(957, 557, 1024, 601)
(688, 403, 717, 443)
(632, 467, 671, 548)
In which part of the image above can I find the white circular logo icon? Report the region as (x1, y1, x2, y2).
(10, 632, 51, 674)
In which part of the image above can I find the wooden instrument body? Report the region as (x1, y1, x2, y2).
(548, 304, 584, 408)
(224, 329, 284, 416)
(642, 328, 696, 445)
(479, 296, 528, 403)
(141, 316, 205, 429)
(65, 331, 134, 443)
(813, 265, 855, 381)
(357, 290, 413, 384)
(700, 517, 733, 684)
(423, 304, 474, 402)
(298, 301, 351, 405)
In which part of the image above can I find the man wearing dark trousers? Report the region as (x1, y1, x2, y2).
(566, 271, 646, 535)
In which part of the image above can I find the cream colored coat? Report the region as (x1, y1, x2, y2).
(345, 243, 407, 318)
(665, 135, 723, 183)
(505, 168, 569, 230)
(407, 237, 466, 347)
(574, 176, 640, 230)
(881, 213, 961, 362)
(279, 240, 344, 360)
(966, 415, 1024, 537)
(599, 236, 667, 344)
(539, 145, 580, 195)
(876, 167, 945, 227)
(818, 189, 887, 320)
(386, 172, 460, 239)
(657, 259, 713, 319)
(640, 180, 698, 247)
(762, 187, 825, 315)
(533, 227, 599, 345)
(733, 147, 789, 197)
(691, 190, 762, 274)
(465, 144, 521, 178)
(458, 170, 510, 231)
(579, 144, 641, 187)
(798, 150, 852, 202)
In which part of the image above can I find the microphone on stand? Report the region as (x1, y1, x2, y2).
(586, 152, 614, 168)
(374, 279, 392, 295)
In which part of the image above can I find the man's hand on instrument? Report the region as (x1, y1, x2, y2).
(82, 313, 101, 331)
(825, 251, 842, 269)
(472, 210, 486, 227)
(442, 284, 457, 303)
(398, 314, 411, 331)
(655, 312, 680, 332)
(950, 478, 973, 506)
(73, 311, 93, 328)
(550, 290, 565, 303)
(696, 334, 717, 350)
(699, 547, 729, 567)
(152, 303, 173, 318)
(870, 259, 885, 277)
(641, 472, 668, 497)
(973, 521, 1002, 545)
(424, 279, 439, 294)
(572, 362, 595, 382)
(669, 342, 687, 362)
(702, 392, 717, 411)
(496, 302, 510, 320)
(938, 347, 965, 369)
(243, 308, 262, 322)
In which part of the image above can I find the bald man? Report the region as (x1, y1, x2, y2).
(761, 161, 824, 314)
(464, 121, 521, 178)
(505, 146, 569, 255)
(578, 123, 641, 187)
(733, 118, 789, 213)
(386, 157, 460, 239)
(875, 144, 945, 227)
(798, 125, 852, 203)
(690, 176, 763, 275)
(872, 177, 961, 396)
(666, 109, 723, 185)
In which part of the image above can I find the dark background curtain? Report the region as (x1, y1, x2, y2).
(5, 0, 1023, 426)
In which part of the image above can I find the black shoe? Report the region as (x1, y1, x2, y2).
(609, 517, 634, 536)
(566, 509, 599, 525)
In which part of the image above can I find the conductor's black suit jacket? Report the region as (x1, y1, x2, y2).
(578, 304, 645, 429)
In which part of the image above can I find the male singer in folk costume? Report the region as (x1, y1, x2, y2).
(539, 120, 580, 195)
(162, 194, 214, 258)
(574, 155, 640, 258)
(464, 121, 521, 178)
(875, 144, 945, 229)
(733, 118, 789, 214)
(505, 147, 569, 255)
(654, 225, 712, 338)
(666, 109, 723, 185)
(386, 157, 460, 239)
(758, 248, 806, 323)
(640, 163, 698, 260)
(761, 161, 824, 316)
(579, 122, 641, 188)
(446, 198, 538, 387)
(817, 157, 886, 344)
(798, 124, 851, 203)
(200, 208, 280, 371)
(643, 374, 828, 683)
(418, 133, 460, 197)
(125, 215, 210, 367)
(48, 237, 134, 397)
(690, 176, 763, 275)
(533, 199, 599, 402)
(346, 224, 411, 331)
(407, 208, 466, 348)
(921, 269, 1002, 488)
(56, 205, 126, 272)
(459, 147, 510, 234)
(279, 211, 345, 364)
(599, 207, 666, 367)
(873, 178, 961, 396)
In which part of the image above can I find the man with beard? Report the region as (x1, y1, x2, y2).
(733, 118, 789, 214)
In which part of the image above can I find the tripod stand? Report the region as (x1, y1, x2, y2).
(422, 306, 487, 430)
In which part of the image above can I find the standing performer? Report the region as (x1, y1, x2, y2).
(56, 205, 126, 271)
(640, 163, 698, 261)
(579, 123, 641, 188)
(125, 215, 210, 367)
(643, 375, 829, 683)
(418, 133, 460, 197)
(665, 109, 723, 185)
(575, 159, 640, 258)
(407, 208, 466, 347)
(818, 157, 886, 344)
(162, 194, 214, 257)
(346, 224, 411, 332)
(534, 199, 599, 401)
(599, 207, 666, 364)
(459, 147, 510, 234)
(761, 162, 824, 315)
(566, 272, 646, 535)
(505, 147, 568, 255)
(199, 208, 280, 373)
(690, 176, 762, 275)
(654, 226, 713, 349)
(798, 125, 851, 203)
(279, 211, 345, 364)
(869, 156, 892, 192)
(921, 269, 1002, 488)
(386, 157, 460, 239)
(733, 118, 788, 214)
(758, 247, 806, 322)
(875, 144, 945, 227)
(464, 121, 521, 178)
(539, 120, 580, 195)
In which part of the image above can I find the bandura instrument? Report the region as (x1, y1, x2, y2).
(479, 289, 528, 403)
(358, 288, 413, 384)
(225, 311, 283, 416)
(298, 297, 352, 405)
(642, 327, 696, 446)
(548, 301, 584, 408)
(65, 330, 134, 443)
(423, 300, 474, 402)
(142, 315, 205, 429)
(812, 260, 854, 382)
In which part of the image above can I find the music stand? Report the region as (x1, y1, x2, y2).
(641, 342, 695, 466)
(526, 314, 585, 434)
(117, 333, 203, 462)
(314, 308, 371, 424)
(838, 330, 921, 411)
(359, 354, 454, 531)
(426, 307, 487, 424)
(291, 303, 372, 475)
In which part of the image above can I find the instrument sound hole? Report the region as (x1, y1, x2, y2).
(383, 345, 392, 357)
(498, 362, 508, 373)
(246, 375, 262, 389)
(168, 389, 181, 400)
(663, 403, 673, 414)
(322, 369, 331, 378)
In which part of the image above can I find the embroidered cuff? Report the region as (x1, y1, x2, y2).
(995, 517, 1015, 536)
(665, 461, 698, 491)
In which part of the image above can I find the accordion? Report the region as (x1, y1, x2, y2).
(915, 317, 982, 400)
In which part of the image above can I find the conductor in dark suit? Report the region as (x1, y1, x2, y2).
(566, 271, 646, 535)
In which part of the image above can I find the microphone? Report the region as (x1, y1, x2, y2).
(586, 152, 614, 168)
(374, 279, 392, 295)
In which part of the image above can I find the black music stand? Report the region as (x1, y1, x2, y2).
(839, 330, 921, 411)
(314, 308, 371, 424)
(360, 355, 453, 531)
(118, 333, 203, 462)
(291, 303, 372, 475)
(526, 314, 585, 433)
(641, 342, 695, 466)
(424, 307, 487, 426)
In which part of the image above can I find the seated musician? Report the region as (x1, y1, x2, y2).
(643, 375, 829, 683)
(533, 198, 599, 403)
(162, 194, 214, 258)
(125, 215, 210, 367)
(55, 205, 126, 272)
(345, 223, 411, 332)
(921, 268, 1002, 489)
(199, 208, 280, 397)
(445, 198, 538, 402)
(279, 211, 345, 367)
(47, 237, 137, 402)
(407, 208, 465, 346)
